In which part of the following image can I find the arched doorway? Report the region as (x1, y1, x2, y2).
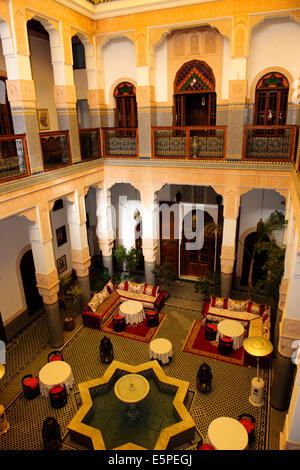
(241, 232, 270, 286)
(180, 210, 216, 277)
(173, 60, 216, 127)
(114, 82, 138, 128)
(254, 72, 289, 126)
(20, 250, 43, 317)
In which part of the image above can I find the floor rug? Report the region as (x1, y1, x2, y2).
(102, 312, 166, 343)
(182, 320, 245, 366)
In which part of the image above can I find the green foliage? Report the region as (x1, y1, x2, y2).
(58, 273, 82, 318)
(254, 240, 286, 307)
(152, 263, 175, 287)
(113, 244, 142, 279)
(245, 210, 287, 299)
(194, 270, 221, 300)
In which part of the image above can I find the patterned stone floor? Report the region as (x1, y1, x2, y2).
(0, 280, 286, 450)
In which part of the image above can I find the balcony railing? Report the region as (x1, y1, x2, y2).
(151, 126, 227, 160)
(79, 128, 102, 161)
(40, 130, 72, 171)
(242, 125, 298, 163)
(0, 134, 31, 183)
(101, 128, 138, 158)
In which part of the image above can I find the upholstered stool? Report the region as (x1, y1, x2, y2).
(22, 374, 40, 399)
(146, 311, 159, 327)
(113, 315, 126, 332)
(238, 413, 255, 446)
(218, 336, 233, 356)
(49, 384, 67, 409)
(205, 322, 218, 341)
(48, 351, 63, 362)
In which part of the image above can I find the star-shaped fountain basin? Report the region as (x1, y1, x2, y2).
(67, 360, 196, 450)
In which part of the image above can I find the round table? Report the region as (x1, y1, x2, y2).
(149, 338, 173, 364)
(114, 373, 150, 420)
(39, 361, 74, 398)
(119, 300, 145, 325)
(207, 417, 248, 450)
(216, 319, 244, 350)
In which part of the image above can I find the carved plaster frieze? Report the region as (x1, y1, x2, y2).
(87, 89, 105, 109)
(6, 79, 36, 108)
(54, 85, 77, 108)
(98, 238, 114, 257)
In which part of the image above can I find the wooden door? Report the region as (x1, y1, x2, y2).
(159, 203, 179, 278)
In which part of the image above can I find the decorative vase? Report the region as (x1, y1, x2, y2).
(64, 317, 75, 331)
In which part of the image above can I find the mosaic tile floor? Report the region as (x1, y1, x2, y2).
(0, 281, 286, 450)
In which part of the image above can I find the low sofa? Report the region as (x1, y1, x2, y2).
(202, 296, 272, 367)
(82, 280, 165, 330)
(202, 296, 271, 340)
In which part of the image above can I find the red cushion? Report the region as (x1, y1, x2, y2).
(239, 418, 255, 434)
(259, 304, 265, 315)
(247, 301, 252, 313)
(49, 355, 62, 362)
(211, 296, 216, 307)
(143, 283, 147, 294)
(223, 298, 228, 309)
(207, 323, 217, 332)
(50, 385, 64, 395)
(114, 315, 125, 321)
(198, 443, 215, 450)
(222, 335, 233, 343)
(24, 377, 38, 389)
(151, 286, 158, 297)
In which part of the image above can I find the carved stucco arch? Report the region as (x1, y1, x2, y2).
(248, 66, 295, 104)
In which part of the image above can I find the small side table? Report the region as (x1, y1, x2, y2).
(149, 338, 173, 364)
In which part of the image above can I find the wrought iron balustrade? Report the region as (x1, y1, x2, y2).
(40, 130, 72, 171)
(0, 134, 31, 182)
(151, 126, 227, 159)
(101, 128, 138, 158)
(242, 125, 298, 162)
(79, 128, 101, 161)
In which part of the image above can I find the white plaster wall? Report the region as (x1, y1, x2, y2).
(154, 37, 168, 103)
(0, 216, 30, 324)
(247, 18, 300, 98)
(102, 37, 137, 105)
(29, 35, 58, 130)
(50, 205, 72, 277)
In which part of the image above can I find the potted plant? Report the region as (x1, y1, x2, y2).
(58, 274, 82, 331)
(152, 263, 175, 299)
(194, 270, 221, 302)
(241, 210, 287, 300)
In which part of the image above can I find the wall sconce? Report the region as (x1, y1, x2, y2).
(201, 96, 205, 107)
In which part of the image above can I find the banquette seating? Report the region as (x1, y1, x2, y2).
(82, 280, 164, 331)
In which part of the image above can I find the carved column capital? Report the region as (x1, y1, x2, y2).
(35, 269, 60, 304)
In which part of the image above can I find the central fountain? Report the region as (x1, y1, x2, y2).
(67, 360, 196, 450)
(114, 373, 150, 420)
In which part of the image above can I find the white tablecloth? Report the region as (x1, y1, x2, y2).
(216, 319, 244, 350)
(149, 338, 173, 364)
(119, 300, 145, 325)
(207, 417, 248, 450)
(39, 361, 74, 398)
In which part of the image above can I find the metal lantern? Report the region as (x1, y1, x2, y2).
(197, 362, 212, 394)
(100, 336, 114, 363)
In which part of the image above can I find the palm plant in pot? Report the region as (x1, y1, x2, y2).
(152, 263, 175, 299)
(58, 273, 82, 331)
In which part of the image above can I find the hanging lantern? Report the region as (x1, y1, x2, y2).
(134, 209, 141, 221)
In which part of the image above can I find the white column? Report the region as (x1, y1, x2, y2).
(95, 185, 115, 276)
(65, 190, 91, 304)
(27, 203, 63, 347)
